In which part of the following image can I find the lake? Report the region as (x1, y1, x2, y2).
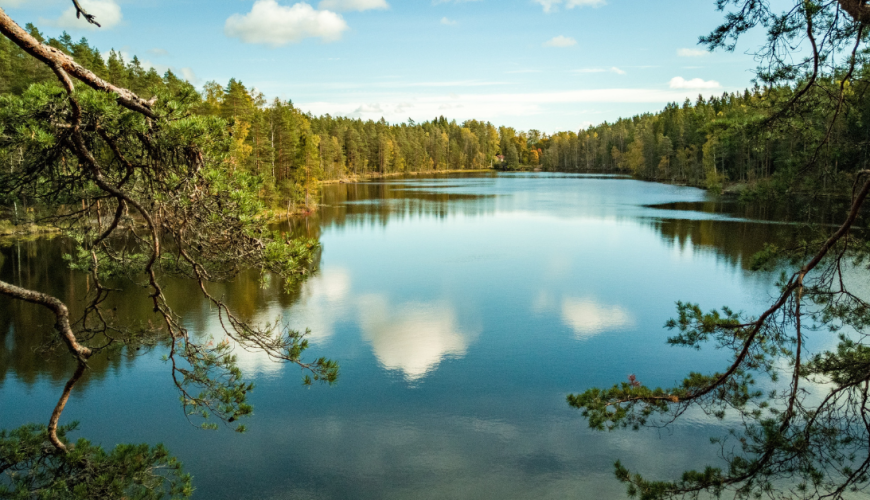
(1, 172, 808, 499)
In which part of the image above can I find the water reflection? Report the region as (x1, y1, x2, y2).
(281, 268, 352, 346)
(649, 218, 799, 270)
(358, 296, 473, 381)
(646, 197, 856, 225)
(1, 173, 819, 500)
(560, 298, 634, 340)
(0, 237, 135, 386)
(307, 175, 500, 237)
(0, 174, 802, 386)
(533, 291, 634, 341)
(0, 236, 314, 386)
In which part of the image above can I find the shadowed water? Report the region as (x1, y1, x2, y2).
(1, 172, 820, 499)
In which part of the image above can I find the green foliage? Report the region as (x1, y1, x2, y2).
(3, 25, 867, 204)
(564, 4, 870, 494)
(504, 142, 520, 170)
(0, 423, 191, 499)
(0, 12, 341, 464)
(568, 269, 870, 499)
(539, 77, 870, 197)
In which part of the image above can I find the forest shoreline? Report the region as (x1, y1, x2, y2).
(320, 168, 496, 184)
(0, 172, 791, 233)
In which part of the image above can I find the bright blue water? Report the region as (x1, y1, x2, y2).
(1, 173, 793, 499)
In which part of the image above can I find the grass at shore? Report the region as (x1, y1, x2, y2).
(0, 219, 59, 239)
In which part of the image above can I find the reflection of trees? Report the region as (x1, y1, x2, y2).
(4, 180, 836, 386)
(0, 175, 492, 388)
(647, 218, 799, 270)
(0, 237, 107, 386)
(647, 199, 855, 225)
(567, 0, 870, 495)
(645, 198, 867, 270)
(0, 236, 318, 386)
(0, 239, 194, 498)
(309, 177, 499, 231)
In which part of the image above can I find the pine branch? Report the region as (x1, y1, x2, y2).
(0, 7, 157, 118)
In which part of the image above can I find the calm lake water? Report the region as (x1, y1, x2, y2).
(1, 173, 812, 499)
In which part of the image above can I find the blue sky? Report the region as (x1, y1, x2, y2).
(1, 0, 772, 132)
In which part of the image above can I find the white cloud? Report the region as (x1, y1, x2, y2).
(610, 66, 626, 75)
(543, 35, 577, 48)
(287, 79, 509, 90)
(318, 0, 388, 11)
(297, 87, 730, 124)
(395, 102, 414, 113)
(535, 0, 559, 11)
(353, 103, 384, 116)
(0, 0, 26, 7)
(567, 0, 605, 5)
(363, 88, 717, 105)
(41, 0, 123, 30)
(139, 59, 168, 74)
(535, 0, 605, 13)
(441, 17, 458, 25)
(669, 76, 721, 89)
(677, 48, 710, 57)
(180, 67, 199, 84)
(148, 48, 169, 57)
(225, 1, 348, 46)
(561, 298, 634, 340)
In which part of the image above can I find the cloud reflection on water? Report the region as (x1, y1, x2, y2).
(533, 290, 635, 340)
(219, 268, 475, 382)
(205, 268, 352, 377)
(560, 297, 635, 340)
(282, 267, 352, 346)
(358, 295, 472, 381)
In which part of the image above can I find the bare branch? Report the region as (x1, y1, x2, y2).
(47, 363, 87, 452)
(71, 0, 101, 27)
(0, 280, 92, 363)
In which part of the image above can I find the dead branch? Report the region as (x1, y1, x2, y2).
(71, 0, 100, 27)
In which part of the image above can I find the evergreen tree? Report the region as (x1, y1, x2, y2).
(505, 142, 520, 170)
(0, 6, 337, 497)
(567, 2, 870, 498)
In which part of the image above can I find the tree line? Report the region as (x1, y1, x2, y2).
(540, 75, 870, 196)
(4, 25, 867, 211)
(5, 1, 870, 497)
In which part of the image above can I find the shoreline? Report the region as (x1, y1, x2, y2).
(0, 221, 60, 241)
(0, 172, 808, 234)
(320, 168, 495, 185)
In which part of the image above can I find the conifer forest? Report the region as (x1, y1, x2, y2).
(4, 21, 868, 209)
(4, 1, 870, 500)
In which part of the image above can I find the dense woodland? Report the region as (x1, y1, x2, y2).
(3, 25, 868, 211)
(5, 1, 870, 497)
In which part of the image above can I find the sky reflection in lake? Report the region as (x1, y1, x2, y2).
(0, 173, 798, 499)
